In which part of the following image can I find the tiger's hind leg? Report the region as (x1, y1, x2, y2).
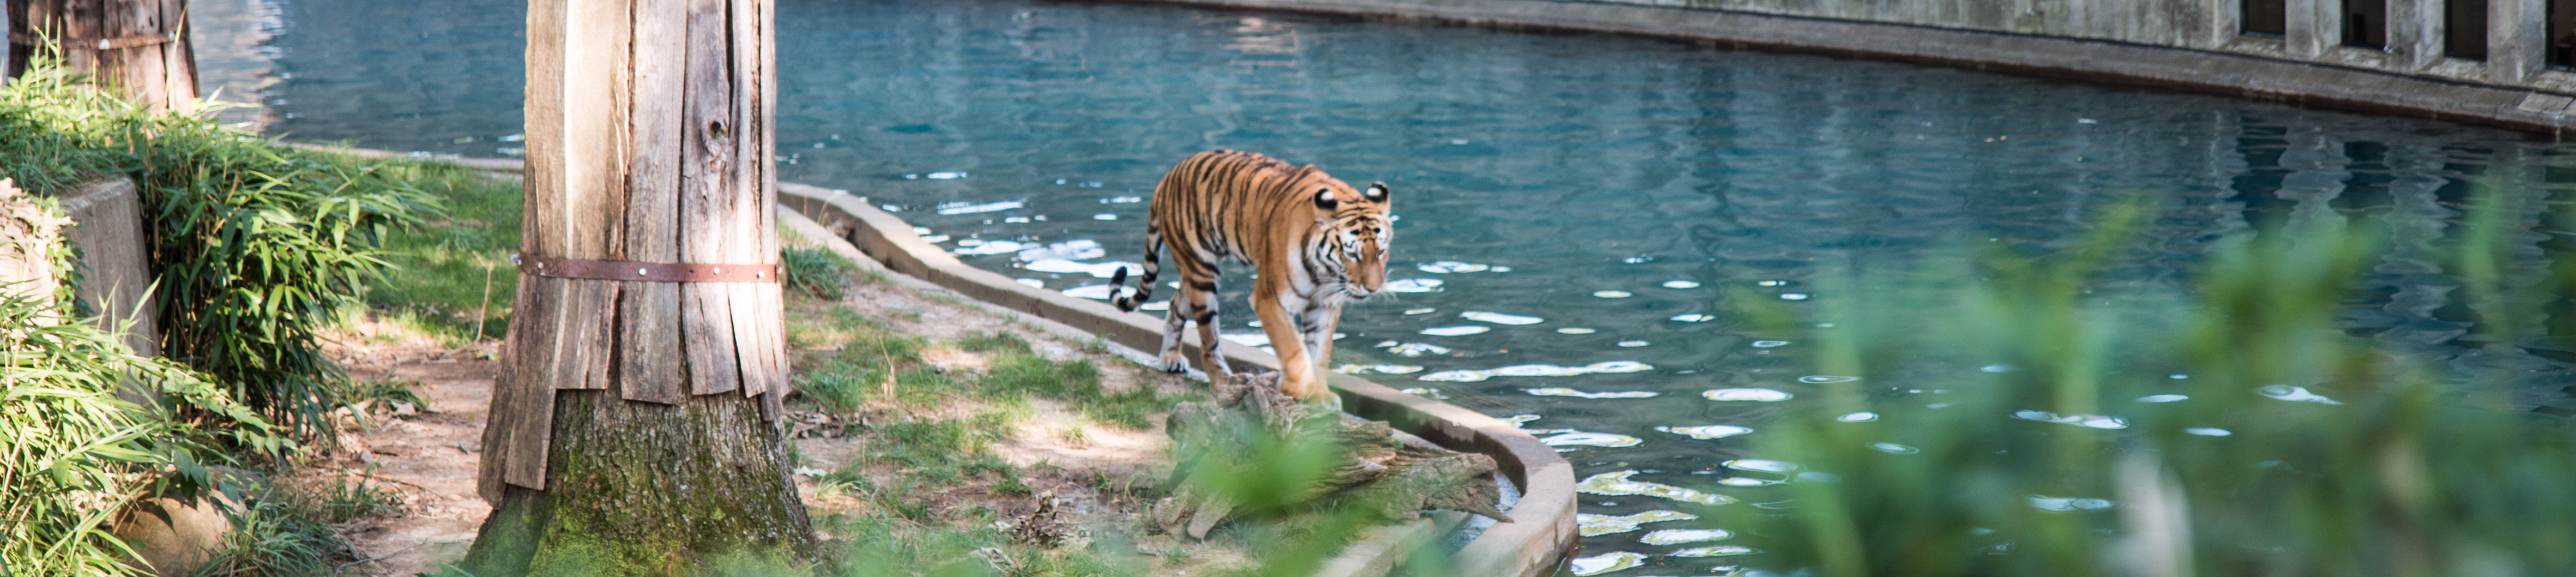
(1189, 279, 1234, 386)
(1154, 300, 1190, 374)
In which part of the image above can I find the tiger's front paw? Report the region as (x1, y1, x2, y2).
(1158, 356, 1188, 374)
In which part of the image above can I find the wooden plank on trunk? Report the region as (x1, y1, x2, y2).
(680, 0, 740, 396)
(563, 0, 628, 261)
(557, 280, 619, 390)
(522, 0, 565, 259)
(757, 0, 785, 405)
(616, 0, 687, 404)
(484, 276, 561, 496)
(730, 281, 779, 398)
(531, 0, 625, 393)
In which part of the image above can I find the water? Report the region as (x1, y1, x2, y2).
(202, 0, 2576, 572)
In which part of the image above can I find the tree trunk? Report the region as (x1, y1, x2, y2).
(465, 0, 803, 572)
(465, 390, 810, 573)
(4, 0, 198, 113)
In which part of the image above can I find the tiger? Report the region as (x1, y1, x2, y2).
(1107, 149, 1393, 401)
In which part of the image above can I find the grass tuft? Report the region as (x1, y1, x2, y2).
(783, 245, 861, 300)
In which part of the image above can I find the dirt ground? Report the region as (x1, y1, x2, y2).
(310, 272, 1242, 576)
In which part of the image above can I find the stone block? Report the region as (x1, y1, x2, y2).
(56, 177, 159, 357)
(112, 497, 233, 577)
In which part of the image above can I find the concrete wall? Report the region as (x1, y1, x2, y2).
(1618, 0, 2228, 48)
(1131, 0, 2576, 132)
(57, 178, 161, 357)
(1591, 0, 2524, 85)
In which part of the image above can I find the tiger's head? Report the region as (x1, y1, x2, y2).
(1310, 180, 1393, 303)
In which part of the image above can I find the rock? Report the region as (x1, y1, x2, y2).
(112, 466, 264, 576)
(113, 497, 233, 577)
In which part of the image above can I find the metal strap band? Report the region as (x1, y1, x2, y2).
(517, 255, 778, 283)
(8, 31, 183, 50)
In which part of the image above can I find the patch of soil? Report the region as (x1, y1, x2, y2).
(309, 324, 500, 576)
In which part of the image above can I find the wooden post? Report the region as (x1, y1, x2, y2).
(4, 0, 197, 113)
(463, 0, 806, 571)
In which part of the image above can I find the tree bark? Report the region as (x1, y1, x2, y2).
(4, 0, 198, 113)
(464, 390, 811, 574)
(466, 0, 803, 572)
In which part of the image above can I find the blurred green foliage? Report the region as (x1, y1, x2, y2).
(1716, 193, 2576, 577)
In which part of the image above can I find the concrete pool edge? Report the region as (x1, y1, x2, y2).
(776, 182, 1581, 577)
(1101, 0, 2576, 135)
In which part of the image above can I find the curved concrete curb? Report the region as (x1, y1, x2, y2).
(776, 183, 1578, 577)
(1107, 0, 2576, 134)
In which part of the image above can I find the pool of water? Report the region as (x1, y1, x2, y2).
(213, 0, 2576, 572)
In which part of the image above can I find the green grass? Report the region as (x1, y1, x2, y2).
(858, 415, 1021, 489)
(818, 508, 1132, 577)
(305, 470, 406, 523)
(358, 164, 523, 343)
(956, 330, 1167, 429)
(783, 244, 864, 300)
(958, 331, 1031, 353)
(191, 471, 397, 577)
(982, 353, 1161, 430)
(196, 497, 346, 577)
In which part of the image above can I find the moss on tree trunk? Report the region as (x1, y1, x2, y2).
(461, 389, 813, 576)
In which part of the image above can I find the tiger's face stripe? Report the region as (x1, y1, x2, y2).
(1106, 150, 1392, 401)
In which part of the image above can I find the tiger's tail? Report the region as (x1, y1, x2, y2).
(1111, 224, 1163, 312)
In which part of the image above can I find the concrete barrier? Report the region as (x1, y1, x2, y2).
(777, 183, 1578, 577)
(1112, 0, 2576, 134)
(57, 177, 159, 357)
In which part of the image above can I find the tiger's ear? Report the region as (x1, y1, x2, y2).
(1313, 187, 1338, 210)
(1364, 182, 1389, 201)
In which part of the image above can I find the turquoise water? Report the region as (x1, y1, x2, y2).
(224, 0, 2576, 572)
